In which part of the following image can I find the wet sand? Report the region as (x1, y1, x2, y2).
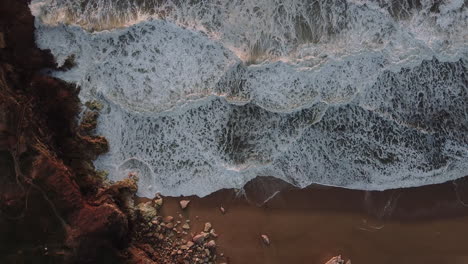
(159, 176, 468, 264)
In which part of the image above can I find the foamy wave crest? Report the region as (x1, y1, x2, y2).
(31, 0, 468, 196)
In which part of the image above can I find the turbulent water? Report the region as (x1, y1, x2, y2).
(30, 0, 468, 197)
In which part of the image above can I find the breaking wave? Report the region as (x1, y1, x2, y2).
(31, 0, 468, 197)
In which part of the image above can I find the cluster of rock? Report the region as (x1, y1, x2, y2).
(129, 196, 224, 264)
(324, 255, 352, 264)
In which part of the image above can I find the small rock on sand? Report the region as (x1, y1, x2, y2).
(220, 206, 226, 214)
(182, 223, 190, 230)
(193, 232, 209, 244)
(324, 255, 348, 264)
(204, 222, 212, 232)
(209, 229, 218, 238)
(205, 240, 216, 248)
(261, 234, 270, 245)
(180, 200, 190, 209)
(164, 216, 174, 223)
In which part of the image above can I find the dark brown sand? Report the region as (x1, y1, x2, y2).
(159, 176, 468, 264)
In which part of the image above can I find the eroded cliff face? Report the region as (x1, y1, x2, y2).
(0, 1, 131, 263)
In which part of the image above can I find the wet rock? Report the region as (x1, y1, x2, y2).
(180, 200, 191, 209)
(154, 197, 163, 208)
(261, 234, 270, 245)
(85, 100, 104, 111)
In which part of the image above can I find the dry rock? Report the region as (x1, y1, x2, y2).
(205, 240, 216, 248)
(164, 216, 174, 223)
(193, 232, 209, 244)
(180, 200, 190, 209)
(261, 234, 270, 245)
(204, 222, 212, 232)
(209, 229, 218, 238)
(136, 201, 158, 221)
(324, 255, 346, 264)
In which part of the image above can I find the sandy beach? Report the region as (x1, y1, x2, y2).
(158, 176, 468, 264)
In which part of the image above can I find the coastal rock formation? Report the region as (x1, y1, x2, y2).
(0, 1, 222, 263)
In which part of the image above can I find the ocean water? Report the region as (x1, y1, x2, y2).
(30, 0, 468, 197)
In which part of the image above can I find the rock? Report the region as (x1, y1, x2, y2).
(180, 200, 191, 209)
(205, 240, 216, 248)
(220, 206, 226, 214)
(166, 222, 174, 229)
(136, 201, 158, 221)
(186, 241, 195, 248)
(209, 229, 218, 238)
(182, 223, 190, 230)
(324, 255, 345, 264)
(164, 216, 174, 223)
(128, 246, 157, 264)
(204, 222, 212, 232)
(261, 234, 270, 245)
(84, 100, 104, 111)
(154, 197, 163, 207)
(193, 232, 209, 244)
(180, 245, 188, 250)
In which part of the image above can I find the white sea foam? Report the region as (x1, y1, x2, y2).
(31, 0, 468, 197)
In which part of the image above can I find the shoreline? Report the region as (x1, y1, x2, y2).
(155, 176, 468, 264)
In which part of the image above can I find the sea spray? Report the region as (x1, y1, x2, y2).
(31, 0, 468, 196)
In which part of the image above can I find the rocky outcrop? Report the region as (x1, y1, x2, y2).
(0, 1, 130, 263)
